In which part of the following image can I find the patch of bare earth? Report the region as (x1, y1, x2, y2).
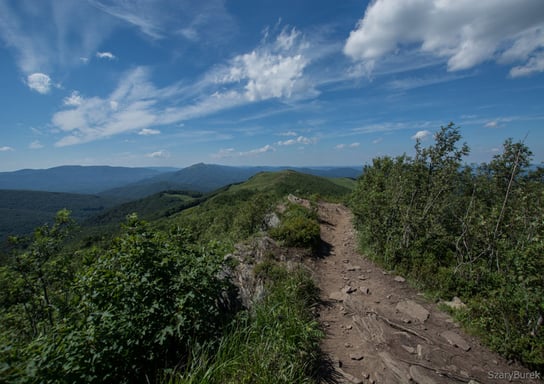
(305, 201, 541, 384)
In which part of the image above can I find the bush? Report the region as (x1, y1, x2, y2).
(3, 215, 235, 383)
(169, 266, 324, 384)
(270, 204, 320, 250)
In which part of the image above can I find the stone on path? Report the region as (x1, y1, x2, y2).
(409, 365, 437, 384)
(441, 330, 471, 351)
(330, 291, 347, 302)
(395, 300, 430, 323)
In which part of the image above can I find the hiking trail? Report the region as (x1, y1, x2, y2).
(307, 201, 540, 384)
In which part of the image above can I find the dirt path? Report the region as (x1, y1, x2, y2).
(308, 201, 541, 384)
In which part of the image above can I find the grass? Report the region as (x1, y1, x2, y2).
(166, 266, 325, 384)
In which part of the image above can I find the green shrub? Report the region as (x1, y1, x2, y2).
(270, 204, 320, 250)
(169, 267, 324, 384)
(2, 215, 235, 383)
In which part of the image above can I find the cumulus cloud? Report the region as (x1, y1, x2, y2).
(138, 128, 161, 136)
(63, 91, 83, 107)
(27, 73, 52, 94)
(411, 130, 432, 140)
(277, 135, 316, 146)
(0, 146, 14, 152)
(96, 51, 116, 60)
(247, 144, 275, 155)
(212, 27, 317, 101)
(344, 0, 544, 76)
(145, 150, 170, 158)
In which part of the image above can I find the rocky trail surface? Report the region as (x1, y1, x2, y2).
(307, 201, 541, 384)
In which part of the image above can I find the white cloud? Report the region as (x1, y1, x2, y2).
(247, 144, 275, 156)
(352, 121, 436, 135)
(411, 130, 432, 141)
(279, 131, 298, 136)
(372, 137, 383, 144)
(212, 144, 276, 159)
(138, 128, 160, 136)
(63, 91, 83, 107)
(0, 1, 114, 74)
(53, 67, 161, 146)
(96, 51, 116, 60)
(277, 135, 316, 146)
(89, 0, 236, 43)
(27, 73, 52, 94)
(212, 27, 317, 102)
(335, 142, 360, 150)
(0, 146, 14, 152)
(387, 73, 469, 91)
(145, 150, 170, 159)
(212, 148, 236, 159)
(344, 0, 544, 75)
(510, 51, 544, 78)
(485, 120, 499, 128)
(51, 28, 320, 146)
(29, 140, 44, 149)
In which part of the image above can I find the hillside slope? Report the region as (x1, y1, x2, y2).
(100, 163, 361, 199)
(0, 190, 123, 241)
(0, 166, 164, 194)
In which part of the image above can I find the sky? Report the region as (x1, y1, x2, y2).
(0, 0, 543, 171)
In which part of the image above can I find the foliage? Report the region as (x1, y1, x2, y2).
(1, 214, 235, 383)
(0, 190, 122, 249)
(350, 123, 544, 371)
(270, 203, 320, 251)
(169, 265, 324, 384)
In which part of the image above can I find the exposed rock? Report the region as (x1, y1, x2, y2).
(443, 296, 467, 310)
(394, 276, 406, 283)
(343, 285, 357, 294)
(401, 345, 416, 354)
(378, 351, 411, 382)
(263, 212, 281, 229)
(395, 300, 430, 323)
(441, 330, 471, 351)
(359, 286, 370, 294)
(409, 365, 437, 384)
(330, 291, 347, 302)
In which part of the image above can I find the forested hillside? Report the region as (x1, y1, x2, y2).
(350, 123, 544, 370)
(0, 190, 123, 245)
(0, 171, 345, 383)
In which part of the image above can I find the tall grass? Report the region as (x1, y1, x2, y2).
(166, 267, 324, 384)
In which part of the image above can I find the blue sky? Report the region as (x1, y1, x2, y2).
(0, 0, 543, 171)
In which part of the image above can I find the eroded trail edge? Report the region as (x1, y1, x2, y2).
(307, 201, 540, 384)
